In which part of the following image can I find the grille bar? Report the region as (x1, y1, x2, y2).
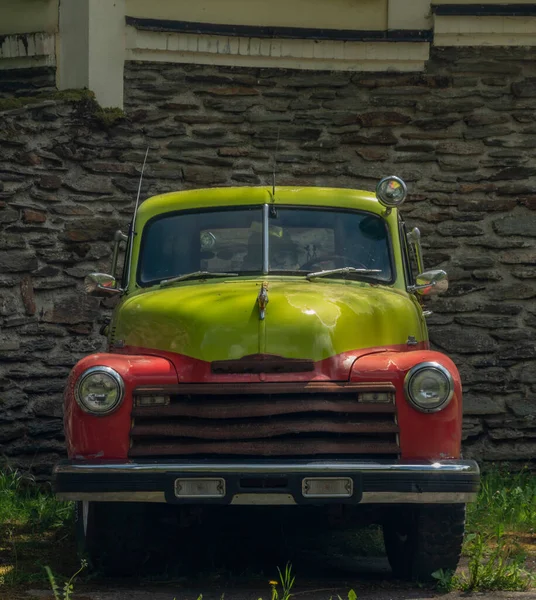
(134, 382, 396, 396)
(129, 438, 400, 457)
(133, 398, 395, 419)
(131, 418, 399, 440)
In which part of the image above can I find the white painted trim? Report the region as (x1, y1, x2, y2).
(57, 1, 89, 91)
(57, 0, 124, 108)
(88, 0, 125, 108)
(125, 27, 429, 72)
(0, 32, 56, 68)
(435, 15, 536, 46)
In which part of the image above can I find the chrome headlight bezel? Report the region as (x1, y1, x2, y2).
(404, 361, 454, 413)
(376, 176, 408, 208)
(74, 366, 125, 416)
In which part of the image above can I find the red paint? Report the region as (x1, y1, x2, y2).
(65, 354, 177, 459)
(350, 350, 462, 460)
(113, 341, 429, 383)
(65, 341, 461, 463)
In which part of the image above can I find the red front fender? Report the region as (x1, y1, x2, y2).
(64, 353, 178, 459)
(351, 350, 463, 460)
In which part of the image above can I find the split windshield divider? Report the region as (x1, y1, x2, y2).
(262, 203, 270, 275)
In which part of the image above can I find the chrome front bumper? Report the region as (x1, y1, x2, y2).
(54, 459, 480, 505)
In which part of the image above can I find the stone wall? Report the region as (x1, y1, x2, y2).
(0, 67, 56, 99)
(1, 47, 535, 477)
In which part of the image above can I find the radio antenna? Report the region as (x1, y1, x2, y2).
(126, 146, 149, 287)
(133, 147, 149, 227)
(272, 125, 281, 197)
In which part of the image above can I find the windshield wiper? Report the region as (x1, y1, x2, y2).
(160, 271, 238, 287)
(306, 267, 382, 280)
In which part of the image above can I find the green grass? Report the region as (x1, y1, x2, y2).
(0, 469, 76, 589)
(0, 469, 73, 533)
(433, 466, 536, 592)
(466, 466, 536, 536)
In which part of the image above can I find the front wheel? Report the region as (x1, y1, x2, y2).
(75, 501, 147, 576)
(382, 504, 465, 581)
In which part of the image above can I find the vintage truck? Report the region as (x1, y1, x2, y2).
(53, 177, 480, 580)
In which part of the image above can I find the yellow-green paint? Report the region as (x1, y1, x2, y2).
(113, 186, 427, 361)
(115, 278, 426, 362)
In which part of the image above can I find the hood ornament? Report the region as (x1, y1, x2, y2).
(257, 282, 269, 321)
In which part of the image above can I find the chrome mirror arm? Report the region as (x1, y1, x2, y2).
(97, 283, 123, 295)
(407, 227, 424, 274)
(407, 281, 437, 293)
(110, 230, 128, 279)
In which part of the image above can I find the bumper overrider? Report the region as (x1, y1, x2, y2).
(53, 459, 480, 505)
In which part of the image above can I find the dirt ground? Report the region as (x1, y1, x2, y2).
(18, 553, 536, 600)
(23, 565, 536, 600)
(20, 586, 536, 600)
(6, 506, 536, 600)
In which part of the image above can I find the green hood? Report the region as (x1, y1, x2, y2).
(114, 278, 425, 363)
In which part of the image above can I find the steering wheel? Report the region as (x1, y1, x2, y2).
(299, 254, 368, 271)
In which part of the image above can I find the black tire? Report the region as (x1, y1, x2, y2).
(75, 501, 148, 576)
(382, 504, 465, 582)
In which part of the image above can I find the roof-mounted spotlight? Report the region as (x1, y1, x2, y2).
(376, 176, 408, 215)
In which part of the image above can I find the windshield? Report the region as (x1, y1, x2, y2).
(138, 206, 393, 285)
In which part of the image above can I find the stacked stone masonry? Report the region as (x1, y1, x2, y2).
(1, 47, 535, 478)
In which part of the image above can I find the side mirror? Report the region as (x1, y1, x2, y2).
(84, 273, 122, 296)
(410, 269, 448, 296)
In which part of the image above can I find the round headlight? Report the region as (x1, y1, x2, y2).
(75, 366, 125, 415)
(404, 362, 454, 413)
(376, 176, 408, 208)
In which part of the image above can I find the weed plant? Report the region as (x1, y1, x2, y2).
(46, 560, 87, 600)
(270, 563, 296, 600)
(433, 465, 536, 592)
